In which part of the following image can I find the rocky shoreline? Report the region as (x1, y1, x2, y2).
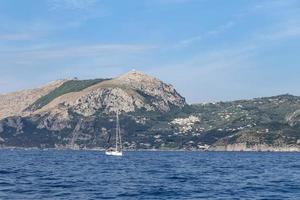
(210, 143, 300, 152)
(1, 146, 300, 152)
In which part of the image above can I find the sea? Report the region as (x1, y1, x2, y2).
(0, 150, 299, 200)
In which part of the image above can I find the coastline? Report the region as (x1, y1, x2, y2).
(1, 145, 300, 152)
(209, 143, 300, 152)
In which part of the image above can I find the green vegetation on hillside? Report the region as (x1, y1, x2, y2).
(184, 94, 300, 146)
(29, 79, 109, 111)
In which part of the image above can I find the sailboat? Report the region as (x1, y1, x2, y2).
(105, 111, 123, 156)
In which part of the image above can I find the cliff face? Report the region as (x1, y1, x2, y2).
(36, 71, 186, 118)
(1, 72, 300, 151)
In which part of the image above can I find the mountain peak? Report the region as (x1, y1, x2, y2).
(117, 70, 155, 81)
(126, 69, 145, 75)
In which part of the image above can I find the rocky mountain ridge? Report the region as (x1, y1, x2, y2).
(1, 71, 300, 151)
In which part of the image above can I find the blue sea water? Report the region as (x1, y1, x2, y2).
(0, 150, 300, 200)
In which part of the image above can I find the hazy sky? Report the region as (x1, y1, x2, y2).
(0, 0, 299, 103)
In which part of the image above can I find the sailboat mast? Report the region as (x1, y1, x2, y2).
(105, 110, 122, 156)
(119, 115, 122, 151)
(116, 111, 118, 150)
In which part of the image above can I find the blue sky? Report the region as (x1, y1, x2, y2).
(0, 0, 299, 103)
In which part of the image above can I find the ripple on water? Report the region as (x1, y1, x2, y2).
(0, 150, 300, 199)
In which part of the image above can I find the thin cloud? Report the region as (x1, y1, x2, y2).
(179, 35, 202, 46)
(0, 43, 158, 63)
(174, 20, 300, 75)
(144, 52, 255, 103)
(148, 0, 196, 5)
(207, 21, 235, 36)
(178, 21, 235, 47)
(46, 0, 108, 29)
(251, 0, 297, 12)
(49, 0, 98, 10)
(0, 33, 37, 41)
(260, 23, 300, 41)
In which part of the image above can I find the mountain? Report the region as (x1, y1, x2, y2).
(1, 71, 300, 151)
(0, 71, 186, 149)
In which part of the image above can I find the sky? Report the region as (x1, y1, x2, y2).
(0, 0, 299, 103)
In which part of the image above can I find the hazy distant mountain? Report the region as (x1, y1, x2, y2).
(1, 71, 300, 151)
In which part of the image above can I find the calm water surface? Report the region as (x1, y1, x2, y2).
(0, 150, 299, 199)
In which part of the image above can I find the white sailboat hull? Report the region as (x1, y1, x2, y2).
(105, 151, 123, 156)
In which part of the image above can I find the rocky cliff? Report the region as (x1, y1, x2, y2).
(0, 71, 187, 149)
